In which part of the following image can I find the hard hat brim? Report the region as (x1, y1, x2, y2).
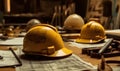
(75, 38, 105, 44)
(23, 47, 72, 58)
(49, 47, 72, 57)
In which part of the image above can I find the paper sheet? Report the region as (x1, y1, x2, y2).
(13, 46, 96, 71)
(16, 54, 96, 71)
(0, 48, 21, 67)
(105, 29, 120, 35)
(0, 37, 24, 46)
(65, 39, 111, 48)
(0, 45, 96, 71)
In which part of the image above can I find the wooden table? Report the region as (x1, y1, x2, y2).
(0, 68, 15, 71)
(0, 34, 120, 71)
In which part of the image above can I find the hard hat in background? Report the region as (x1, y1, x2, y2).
(76, 21, 106, 43)
(3, 26, 14, 37)
(88, 18, 101, 23)
(63, 14, 84, 31)
(23, 24, 72, 57)
(26, 19, 41, 31)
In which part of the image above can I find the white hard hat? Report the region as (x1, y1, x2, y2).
(63, 14, 84, 30)
(26, 19, 41, 31)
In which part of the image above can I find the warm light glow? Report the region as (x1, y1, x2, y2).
(4, 0, 11, 13)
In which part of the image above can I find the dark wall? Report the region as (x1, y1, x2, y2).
(8, 0, 63, 14)
(0, 0, 4, 12)
(0, 0, 88, 24)
(10, 0, 41, 13)
(74, 0, 88, 18)
(0, 0, 88, 18)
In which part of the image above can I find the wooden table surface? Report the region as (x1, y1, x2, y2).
(0, 67, 15, 71)
(0, 33, 120, 71)
(0, 44, 120, 71)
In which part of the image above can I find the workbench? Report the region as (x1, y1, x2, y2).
(0, 33, 120, 71)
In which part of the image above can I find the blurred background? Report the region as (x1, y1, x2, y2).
(0, 0, 120, 29)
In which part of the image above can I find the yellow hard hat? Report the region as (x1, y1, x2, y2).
(23, 24, 72, 57)
(76, 21, 106, 43)
(26, 19, 41, 31)
(63, 14, 84, 30)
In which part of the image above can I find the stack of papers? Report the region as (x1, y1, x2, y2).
(105, 29, 120, 40)
(0, 37, 24, 46)
(16, 54, 96, 71)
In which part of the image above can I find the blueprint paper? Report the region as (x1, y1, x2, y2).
(0, 37, 23, 46)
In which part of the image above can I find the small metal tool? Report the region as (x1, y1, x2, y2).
(97, 55, 113, 71)
(0, 47, 22, 68)
(98, 38, 113, 54)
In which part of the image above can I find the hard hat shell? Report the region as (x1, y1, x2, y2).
(76, 21, 106, 43)
(63, 14, 84, 30)
(23, 24, 72, 57)
(26, 19, 41, 31)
